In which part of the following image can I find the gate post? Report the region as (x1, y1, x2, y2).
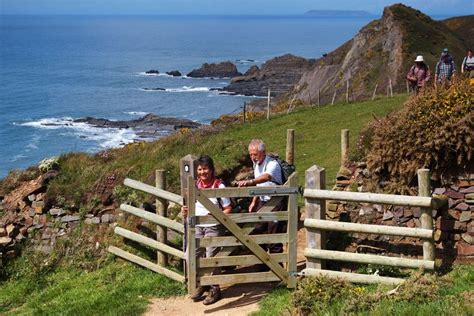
(418, 169, 435, 261)
(305, 165, 326, 269)
(286, 129, 295, 165)
(287, 172, 299, 288)
(156, 169, 169, 267)
(186, 175, 197, 295)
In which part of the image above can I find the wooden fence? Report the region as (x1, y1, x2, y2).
(303, 165, 442, 284)
(107, 175, 186, 283)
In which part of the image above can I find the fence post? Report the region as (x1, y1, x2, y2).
(418, 169, 435, 261)
(243, 102, 247, 123)
(341, 129, 349, 166)
(406, 80, 410, 94)
(372, 84, 378, 100)
(186, 175, 197, 295)
(156, 169, 168, 267)
(286, 129, 295, 165)
(267, 89, 271, 120)
(389, 79, 393, 97)
(305, 165, 326, 269)
(346, 80, 350, 103)
(331, 90, 337, 105)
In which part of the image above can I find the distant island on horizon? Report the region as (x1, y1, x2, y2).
(304, 10, 376, 17)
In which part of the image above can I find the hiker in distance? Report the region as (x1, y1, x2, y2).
(406, 55, 431, 93)
(461, 49, 474, 78)
(435, 48, 456, 86)
(181, 155, 232, 305)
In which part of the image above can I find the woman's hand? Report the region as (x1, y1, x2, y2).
(181, 206, 188, 218)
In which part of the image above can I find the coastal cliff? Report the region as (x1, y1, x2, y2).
(294, 4, 469, 103)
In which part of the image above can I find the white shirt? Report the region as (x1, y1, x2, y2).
(195, 182, 231, 227)
(254, 155, 282, 202)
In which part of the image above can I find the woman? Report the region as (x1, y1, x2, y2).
(406, 55, 431, 93)
(181, 155, 232, 305)
(461, 49, 474, 79)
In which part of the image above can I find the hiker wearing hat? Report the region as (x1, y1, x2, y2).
(435, 48, 456, 85)
(406, 55, 431, 93)
(461, 49, 474, 79)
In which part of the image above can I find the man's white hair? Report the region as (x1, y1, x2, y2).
(248, 139, 266, 152)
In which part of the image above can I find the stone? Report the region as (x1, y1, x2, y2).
(336, 180, 351, 186)
(61, 215, 80, 223)
(6, 224, 19, 238)
(455, 203, 470, 211)
(406, 218, 416, 228)
(28, 208, 36, 217)
(166, 70, 182, 77)
(461, 187, 474, 193)
(336, 166, 352, 180)
(448, 209, 460, 220)
(49, 208, 66, 216)
(445, 190, 464, 200)
(413, 208, 421, 218)
(434, 229, 443, 242)
(448, 198, 462, 208)
(85, 217, 101, 225)
(327, 203, 338, 212)
(414, 218, 421, 227)
(453, 221, 467, 232)
(27, 194, 36, 202)
(383, 210, 394, 220)
(459, 211, 471, 222)
(0, 236, 12, 246)
(2, 176, 47, 212)
(451, 233, 461, 241)
(15, 233, 25, 241)
(466, 200, 474, 204)
(403, 208, 414, 218)
(32, 200, 45, 214)
(457, 241, 474, 256)
(458, 180, 474, 188)
(101, 214, 112, 223)
(6, 250, 16, 259)
(462, 233, 474, 244)
(145, 69, 159, 74)
(0, 227, 6, 237)
(433, 188, 446, 195)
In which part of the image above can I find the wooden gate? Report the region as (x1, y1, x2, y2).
(185, 173, 299, 294)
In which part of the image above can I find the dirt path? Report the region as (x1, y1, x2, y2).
(145, 228, 307, 316)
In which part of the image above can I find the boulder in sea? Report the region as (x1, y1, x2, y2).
(145, 69, 159, 74)
(186, 61, 241, 78)
(166, 70, 182, 77)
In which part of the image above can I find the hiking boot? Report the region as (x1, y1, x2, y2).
(203, 286, 221, 305)
(191, 286, 209, 301)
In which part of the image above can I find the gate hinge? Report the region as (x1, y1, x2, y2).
(187, 216, 196, 228)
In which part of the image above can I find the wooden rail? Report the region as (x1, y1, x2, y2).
(303, 162, 438, 284)
(120, 204, 184, 233)
(124, 178, 184, 205)
(305, 219, 433, 239)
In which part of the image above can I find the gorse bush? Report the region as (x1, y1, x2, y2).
(359, 79, 474, 193)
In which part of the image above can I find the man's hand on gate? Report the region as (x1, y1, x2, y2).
(237, 179, 254, 187)
(181, 206, 188, 218)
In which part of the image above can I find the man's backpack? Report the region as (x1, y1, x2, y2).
(267, 153, 296, 184)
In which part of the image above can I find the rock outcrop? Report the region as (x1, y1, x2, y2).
(74, 113, 201, 139)
(145, 70, 159, 74)
(186, 61, 241, 78)
(294, 4, 468, 103)
(166, 70, 182, 77)
(223, 54, 315, 96)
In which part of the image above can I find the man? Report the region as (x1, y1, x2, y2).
(237, 139, 283, 253)
(461, 49, 474, 79)
(435, 48, 456, 85)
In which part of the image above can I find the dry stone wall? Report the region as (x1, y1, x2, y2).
(328, 163, 474, 259)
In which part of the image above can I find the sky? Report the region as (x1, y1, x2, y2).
(0, 0, 472, 16)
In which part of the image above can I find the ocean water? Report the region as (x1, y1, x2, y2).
(0, 15, 373, 178)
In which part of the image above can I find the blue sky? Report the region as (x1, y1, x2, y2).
(1, 0, 472, 16)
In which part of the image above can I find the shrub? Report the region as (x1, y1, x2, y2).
(358, 79, 474, 193)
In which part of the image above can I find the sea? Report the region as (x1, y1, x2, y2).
(0, 14, 374, 178)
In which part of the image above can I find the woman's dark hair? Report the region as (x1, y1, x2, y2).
(197, 155, 215, 176)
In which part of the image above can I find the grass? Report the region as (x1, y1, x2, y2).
(0, 262, 186, 315)
(41, 94, 406, 213)
(254, 264, 474, 315)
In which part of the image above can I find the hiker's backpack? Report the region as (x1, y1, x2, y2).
(267, 153, 296, 184)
